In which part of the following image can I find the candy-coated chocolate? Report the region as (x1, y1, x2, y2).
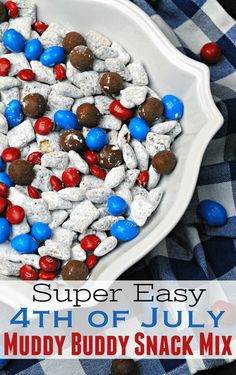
(200, 42, 222, 65)
(99, 145, 123, 170)
(0, 182, 8, 198)
(0, 218, 12, 244)
(24, 39, 43, 60)
(19, 264, 38, 280)
(152, 151, 177, 175)
(54, 110, 80, 130)
(80, 235, 101, 251)
(109, 100, 134, 121)
(62, 168, 81, 187)
(8, 160, 35, 186)
(61, 260, 89, 281)
(2, 147, 21, 162)
(40, 46, 65, 67)
(86, 254, 97, 270)
(83, 150, 99, 166)
(100, 72, 123, 96)
(70, 45, 94, 71)
(0, 172, 12, 188)
(86, 128, 108, 151)
(6, 205, 25, 224)
(39, 270, 57, 280)
(139, 97, 164, 123)
(162, 95, 183, 120)
(31, 222, 52, 242)
(53, 64, 66, 81)
(3, 29, 25, 53)
(18, 69, 36, 81)
(197, 200, 227, 227)
(111, 220, 139, 241)
(0, 57, 11, 76)
(32, 21, 48, 35)
(39, 256, 60, 272)
(50, 175, 64, 191)
(27, 151, 43, 166)
(11, 233, 38, 254)
(27, 185, 41, 199)
(0, 196, 6, 213)
(137, 170, 149, 187)
(90, 164, 106, 180)
(63, 32, 86, 54)
(76, 103, 101, 128)
(60, 130, 85, 153)
(22, 93, 47, 118)
(129, 117, 149, 141)
(34, 117, 53, 135)
(107, 196, 128, 216)
(4, 99, 24, 127)
(5, 1, 18, 18)
(0, 2, 8, 23)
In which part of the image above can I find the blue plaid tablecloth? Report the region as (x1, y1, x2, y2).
(2, 0, 236, 374)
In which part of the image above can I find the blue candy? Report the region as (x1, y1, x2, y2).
(5, 100, 24, 128)
(11, 234, 38, 254)
(107, 196, 128, 216)
(0, 218, 12, 244)
(0, 172, 13, 188)
(31, 222, 52, 242)
(3, 29, 25, 53)
(40, 46, 65, 67)
(86, 128, 108, 151)
(25, 39, 43, 61)
(162, 95, 184, 120)
(129, 117, 149, 141)
(0, 358, 9, 370)
(197, 200, 227, 227)
(111, 220, 139, 241)
(54, 110, 80, 130)
(0, 157, 6, 172)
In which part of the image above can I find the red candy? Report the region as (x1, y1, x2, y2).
(90, 164, 106, 180)
(109, 100, 134, 121)
(27, 151, 43, 166)
(83, 150, 99, 166)
(18, 69, 36, 81)
(0, 183, 8, 198)
(86, 254, 97, 270)
(62, 168, 81, 187)
(200, 42, 222, 65)
(137, 170, 149, 187)
(19, 265, 39, 281)
(54, 64, 66, 81)
(80, 235, 101, 251)
(27, 186, 41, 199)
(0, 58, 11, 77)
(0, 197, 6, 214)
(32, 21, 49, 35)
(6, 199, 12, 210)
(34, 117, 53, 135)
(50, 176, 64, 192)
(2, 147, 21, 163)
(39, 270, 57, 280)
(6, 205, 25, 224)
(39, 256, 60, 272)
(5, 1, 19, 18)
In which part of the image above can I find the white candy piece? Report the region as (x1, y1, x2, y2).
(111, 42, 130, 65)
(58, 187, 86, 202)
(0, 133, 8, 154)
(0, 243, 21, 262)
(75, 71, 101, 96)
(168, 122, 182, 142)
(20, 254, 40, 269)
(122, 143, 138, 170)
(24, 198, 52, 225)
(40, 23, 69, 48)
(115, 186, 133, 206)
(39, 241, 70, 261)
(68, 151, 89, 174)
(93, 59, 107, 73)
(9, 16, 32, 39)
(95, 96, 113, 115)
(41, 152, 69, 170)
(0, 260, 21, 277)
(117, 124, 130, 148)
(31, 61, 56, 85)
(131, 139, 149, 171)
(118, 169, 139, 190)
(151, 120, 179, 135)
(49, 210, 69, 229)
(0, 77, 21, 90)
(105, 165, 126, 189)
(0, 113, 8, 134)
(32, 165, 52, 192)
(80, 175, 105, 190)
(1, 87, 20, 106)
(91, 216, 124, 231)
(86, 188, 112, 204)
(71, 244, 87, 262)
(22, 81, 52, 100)
(86, 30, 111, 51)
(132, 186, 149, 199)
(7, 120, 35, 148)
(130, 195, 154, 227)
(94, 236, 118, 257)
(148, 187, 164, 209)
(11, 217, 30, 238)
(120, 86, 148, 109)
(36, 132, 61, 153)
(99, 115, 122, 131)
(94, 46, 118, 60)
(2, 53, 30, 76)
(52, 81, 83, 98)
(127, 62, 149, 86)
(52, 227, 76, 248)
(145, 133, 171, 158)
(48, 91, 74, 111)
(42, 192, 72, 211)
(108, 130, 118, 146)
(147, 165, 160, 190)
(0, 22, 8, 42)
(67, 200, 100, 233)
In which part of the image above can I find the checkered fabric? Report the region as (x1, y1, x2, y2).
(1, 0, 235, 374)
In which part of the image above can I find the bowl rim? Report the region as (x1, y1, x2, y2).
(86, 0, 224, 281)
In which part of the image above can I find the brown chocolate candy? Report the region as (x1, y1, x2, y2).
(111, 359, 137, 375)
(76, 103, 101, 128)
(8, 160, 35, 186)
(70, 46, 94, 71)
(62, 31, 86, 54)
(61, 260, 89, 281)
(152, 150, 177, 175)
(100, 72, 123, 96)
(22, 93, 47, 119)
(99, 145, 123, 170)
(60, 130, 86, 153)
(0, 2, 7, 23)
(139, 97, 164, 123)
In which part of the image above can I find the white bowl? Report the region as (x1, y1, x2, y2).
(11, 0, 224, 281)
